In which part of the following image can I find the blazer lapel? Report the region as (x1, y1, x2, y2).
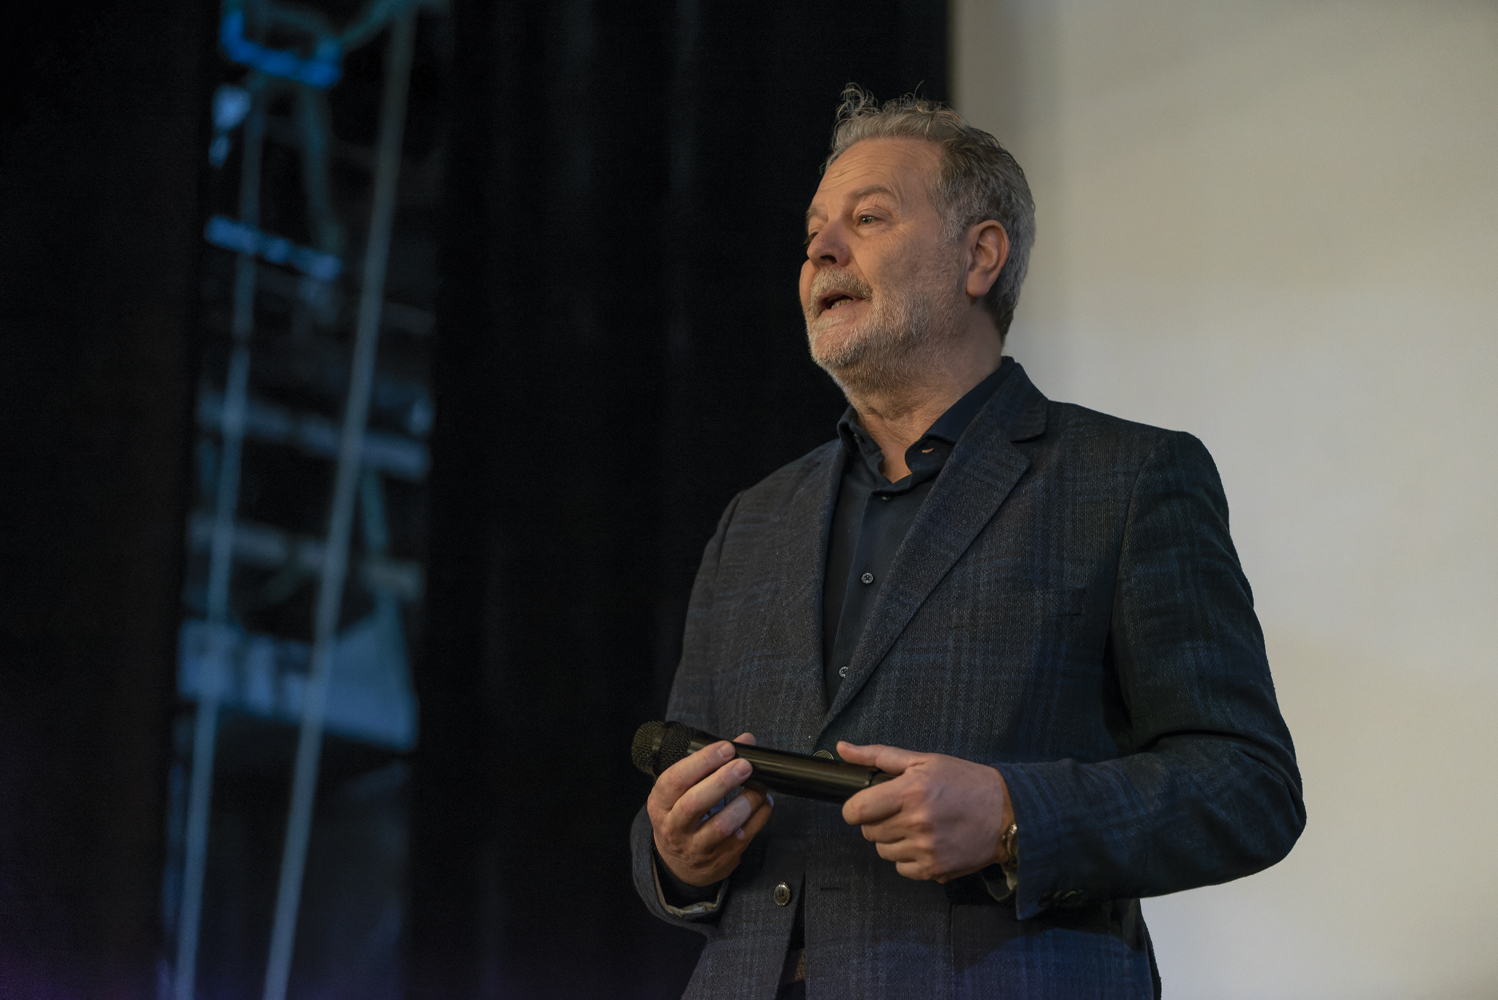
(820, 364, 1049, 727)
(760, 442, 843, 726)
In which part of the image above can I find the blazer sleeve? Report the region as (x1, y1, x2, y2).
(998, 431, 1306, 920)
(630, 492, 742, 931)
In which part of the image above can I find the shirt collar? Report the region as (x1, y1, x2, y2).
(837, 357, 1014, 490)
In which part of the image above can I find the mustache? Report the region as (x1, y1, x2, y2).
(808, 268, 873, 312)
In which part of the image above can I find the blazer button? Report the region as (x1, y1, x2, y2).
(773, 882, 793, 906)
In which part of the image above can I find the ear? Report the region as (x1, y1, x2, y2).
(965, 220, 1009, 302)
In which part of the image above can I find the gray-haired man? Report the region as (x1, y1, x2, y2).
(632, 87, 1303, 1000)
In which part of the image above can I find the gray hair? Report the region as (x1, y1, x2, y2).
(824, 84, 1035, 337)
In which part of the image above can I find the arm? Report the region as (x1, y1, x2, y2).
(997, 431, 1305, 917)
(839, 432, 1304, 917)
(631, 493, 771, 928)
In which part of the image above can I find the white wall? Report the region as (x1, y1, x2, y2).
(953, 2, 1498, 996)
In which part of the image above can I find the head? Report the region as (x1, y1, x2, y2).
(800, 86, 1035, 396)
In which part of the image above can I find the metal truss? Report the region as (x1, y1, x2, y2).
(169, 2, 440, 997)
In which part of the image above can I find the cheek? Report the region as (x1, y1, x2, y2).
(798, 261, 816, 306)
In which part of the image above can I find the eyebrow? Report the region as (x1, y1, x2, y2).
(805, 184, 900, 227)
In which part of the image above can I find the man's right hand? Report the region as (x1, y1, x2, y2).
(649, 732, 774, 887)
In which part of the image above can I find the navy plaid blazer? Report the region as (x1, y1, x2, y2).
(631, 363, 1304, 999)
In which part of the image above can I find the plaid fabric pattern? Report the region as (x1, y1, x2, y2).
(631, 363, 1304, 999)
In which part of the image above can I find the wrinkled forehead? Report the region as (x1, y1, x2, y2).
(806, 137, 942, 223)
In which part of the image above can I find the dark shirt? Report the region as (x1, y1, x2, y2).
(821, 359, 1014, 701)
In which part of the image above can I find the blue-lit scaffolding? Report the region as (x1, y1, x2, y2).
(168, 2, 440, 997)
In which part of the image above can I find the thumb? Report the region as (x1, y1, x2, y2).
(836, 741, 923, 775)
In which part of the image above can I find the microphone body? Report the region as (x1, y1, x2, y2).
(632, 720, 894, 804)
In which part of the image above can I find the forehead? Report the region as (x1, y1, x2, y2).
(808, 137, 941, 219)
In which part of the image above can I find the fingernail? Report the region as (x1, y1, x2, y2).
(731, 759, 752, 779)
(717, 742, 735, 760)
(767, 794, 775, 807)
(735, 827, 746, 840)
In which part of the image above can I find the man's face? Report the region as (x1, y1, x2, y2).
(800, 137, 964, 390)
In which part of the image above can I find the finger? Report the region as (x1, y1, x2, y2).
(700, 782, 759, 839)
(674, 774, 769, 849)
(734, 794, 774, 843)
(734, 732, 757, 746)
(855, 814, 909, 845)
(651, 740, 738, 809)
(687, 794, 775, 880)
(894, 859, 936, 882)
(841, 778, 903, 827)
(669, 758, 754, 832)
(674, 757, 753, 824)
(872, 836, 920, 864)
(735, 785, 770, 815)
(836, 741, 924, 775)
(700, 789, 773, 851)
(723, 778, 771, 827)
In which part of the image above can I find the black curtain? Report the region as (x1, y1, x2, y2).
(416, 2, 947, 997)
(0, 1, 946, 994)
(0, 1, 209, 994)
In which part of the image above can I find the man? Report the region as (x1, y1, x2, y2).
(631, 86, 1304, 1000)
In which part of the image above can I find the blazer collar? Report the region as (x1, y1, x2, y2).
(819, 361, 1049, 729)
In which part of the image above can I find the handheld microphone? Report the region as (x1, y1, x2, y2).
(631, 720, 894, 804)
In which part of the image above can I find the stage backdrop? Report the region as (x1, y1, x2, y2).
(954, 1, 1498, 997)
(0, 3, 207, 994)
(416, 1, 946, 997)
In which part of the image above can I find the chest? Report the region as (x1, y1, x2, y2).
(704, 461, 1137, 763)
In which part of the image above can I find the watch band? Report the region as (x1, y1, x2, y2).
(999, 821, 1019, 873)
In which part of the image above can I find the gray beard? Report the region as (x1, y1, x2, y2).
(805, 264, 965, 398)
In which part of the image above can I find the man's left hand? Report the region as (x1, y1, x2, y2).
(838, 741, 1014, 883)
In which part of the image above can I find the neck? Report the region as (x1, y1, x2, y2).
(843, 324, 1004, 482)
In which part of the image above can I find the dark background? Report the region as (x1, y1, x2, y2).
(0, 1, 946, 996)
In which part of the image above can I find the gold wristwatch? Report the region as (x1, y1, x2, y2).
(999, 821, 1019, 875)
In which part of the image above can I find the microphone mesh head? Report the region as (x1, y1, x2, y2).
(631, 721, 665, 777)
(656, 721, 695, 772)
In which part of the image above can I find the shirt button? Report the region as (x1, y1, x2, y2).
(812, 749, 835, 760)
(773, 882, 793, 906)
(860, 572, 874, 584)
(837, 665, 848, 678)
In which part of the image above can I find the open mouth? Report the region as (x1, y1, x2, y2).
(819, 292, 863, 314)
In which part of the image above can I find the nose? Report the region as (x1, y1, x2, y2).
(805, 221, 848, 269)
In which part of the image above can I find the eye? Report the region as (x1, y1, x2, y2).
(803, 230, 818, 247)
(858, 214, 876, 225)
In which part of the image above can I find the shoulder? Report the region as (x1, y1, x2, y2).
(1039, 400, 1217, 476)
(975, 361, 1215, 478)
(692, 440, 839, 590)
(1030, 401, 1230, 540)
(728, 438, 841, 518)
(1043, 400, 1176, 451)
